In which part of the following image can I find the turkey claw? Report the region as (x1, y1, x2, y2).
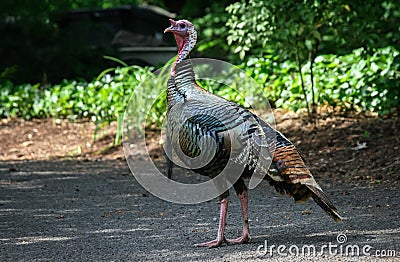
(195, 237, 226, 248)
(226, 234, 251, 245)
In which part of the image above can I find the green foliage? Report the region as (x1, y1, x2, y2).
(0, 66, 151, 122)
(243, 46, 400, 115)
(192, 3, 235, 61)
(226, 0, 326, 61)
(225, 0, 400, 119)
(1, 44, 398, 134)
(226, 0, 400, 60)
(125, 61, 171, 134)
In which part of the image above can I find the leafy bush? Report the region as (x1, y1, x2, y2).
(243, 46, 400, 115)
(1, 45, 398, 133)
(226, 0, 400, 61)
(192, 3, 235, 61)
(0, 65, 151, 121)
(222, 0, 400, 119)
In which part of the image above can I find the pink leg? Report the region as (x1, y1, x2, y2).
(226, 190, 250, 244)
(195, 198, 228, 248)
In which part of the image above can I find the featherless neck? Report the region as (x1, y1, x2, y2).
(171, 28, 197, 76)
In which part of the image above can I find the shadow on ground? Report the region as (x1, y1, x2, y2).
(0, 159, 399, 261)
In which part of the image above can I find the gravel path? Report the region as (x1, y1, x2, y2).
(1, 159, 399, 261)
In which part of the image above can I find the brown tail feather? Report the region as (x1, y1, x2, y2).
(306, 185, 342, 222)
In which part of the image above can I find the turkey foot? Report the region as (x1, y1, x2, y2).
(195, 198, 228, 248)
(194, 237, 227, 248)
(226, 231, 251, 244)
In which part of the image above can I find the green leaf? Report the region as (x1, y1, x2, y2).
(311, 30, 322, 42)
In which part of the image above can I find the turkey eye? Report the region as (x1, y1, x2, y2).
(179, 23, 186, 29)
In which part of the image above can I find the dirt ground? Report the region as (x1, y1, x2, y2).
(1, 112, 399, 261)
(1, 111, 399, 184)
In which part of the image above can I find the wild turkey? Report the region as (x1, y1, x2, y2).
(164, 19, 341, 248)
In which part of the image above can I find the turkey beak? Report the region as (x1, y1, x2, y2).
(164, 19, 177, 33)
(164, 26, 173, 33)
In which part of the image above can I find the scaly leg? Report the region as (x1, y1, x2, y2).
(226, 189, 250, 244)
(195, 198, 228, 248)
(165, 126, 173, 179)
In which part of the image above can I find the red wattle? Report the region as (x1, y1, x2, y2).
(174, 34, 185, 53)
